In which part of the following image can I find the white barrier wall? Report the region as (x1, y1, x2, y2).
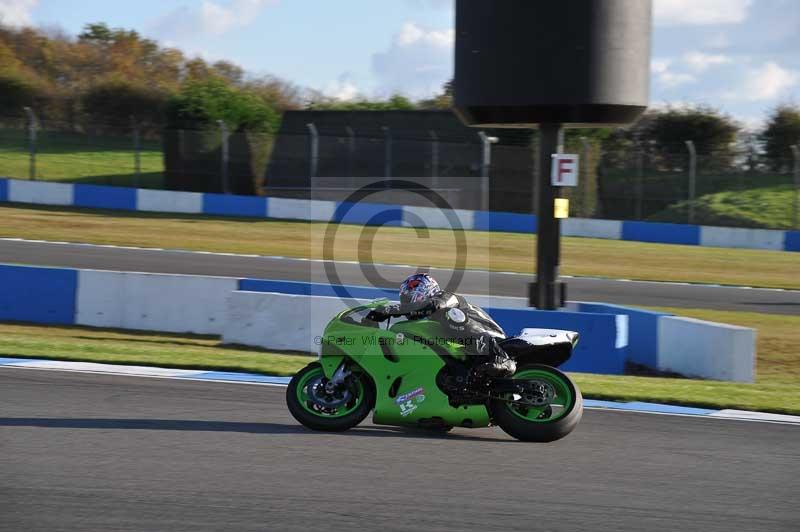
(137, 189, 203, 214)
(224, 291, 360, 353)
(699, 226, 785, 251)
(222, 291, 530, 354)
(8, 180, 73, 206)
(402, 205, 475, 231)
(76, 270, 238, 334)
(268, 198, 337, 222)
(657, 316, 756, 382)
(562, 218, 623, 240)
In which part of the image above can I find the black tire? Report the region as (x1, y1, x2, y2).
(286, 362, 375, 432)
(489, 364, 583, 443)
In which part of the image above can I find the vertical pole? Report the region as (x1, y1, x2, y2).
(530, 124, 563, 310)
(430, 130, 439, 190)
(345, 126, 356, 191)
(686, 140, 697, 224)
(131, 116, 141, 188)
(792, 145, 800, 230)
(23, 107, 37, 181)
(635, 147, 644, 220)
(478, 131, 491, 211)
(307, 123, 319, 198)
(218, 120, 230, 194)
(382, 126, 392, 182)
(580, 136, 590, 218)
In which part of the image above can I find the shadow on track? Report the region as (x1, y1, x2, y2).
(0, 417, 512, 442)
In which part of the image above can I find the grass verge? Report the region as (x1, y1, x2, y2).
(2, 203, 799, 289)
(1, 316, 797, 415)
(0, 322, 312, 376)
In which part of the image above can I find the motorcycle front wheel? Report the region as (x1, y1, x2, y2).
(489, 364, 583, 442)
(286, 362, 375, 432)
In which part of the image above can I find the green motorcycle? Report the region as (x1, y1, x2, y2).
(286, 299, 583, 442)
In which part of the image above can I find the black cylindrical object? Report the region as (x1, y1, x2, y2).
(454, 0, 652, 127)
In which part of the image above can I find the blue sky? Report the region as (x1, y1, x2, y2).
(2, 0, 798, 128)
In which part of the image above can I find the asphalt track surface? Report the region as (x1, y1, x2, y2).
(1, 369, 798, 532)
(2, 239, 800, 315)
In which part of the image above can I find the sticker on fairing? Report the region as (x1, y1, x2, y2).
(395, 387, 426, 416)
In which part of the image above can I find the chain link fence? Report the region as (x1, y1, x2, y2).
(1, 110, 798, 229)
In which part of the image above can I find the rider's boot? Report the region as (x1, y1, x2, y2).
(473, 336, 517, 378)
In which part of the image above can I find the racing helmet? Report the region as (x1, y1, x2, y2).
(399, 273, 440, 305)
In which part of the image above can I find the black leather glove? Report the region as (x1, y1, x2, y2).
(366, 304, 402, 323)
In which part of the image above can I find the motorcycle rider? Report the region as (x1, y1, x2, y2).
(367, 273, 517, 377)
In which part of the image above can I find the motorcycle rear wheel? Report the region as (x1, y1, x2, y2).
(489, 364, 583, 442)
(286, 362, 375, 432)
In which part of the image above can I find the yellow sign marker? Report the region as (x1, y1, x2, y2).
(554, 198, 569, 219)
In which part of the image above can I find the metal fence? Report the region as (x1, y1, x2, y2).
(1, 110, 799, 229)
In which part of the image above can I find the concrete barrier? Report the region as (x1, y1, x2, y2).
(562, 219, 623, 240)
(0, 264, 77, 324)
(224, 291, 355, 353)
(658, 316, 755, 382)
(487, 306, 628, 375)
(268, 197, 337, 222)
(137, 189, 203, 214)
(0, 262, 759, 381)
(402, 205, 474, 231)
(8, 180, 73, 206)
(0, 177, 798, 252)
(76, 270, 237, 334)
(700, 226, 785, 251)
(568, 302, 670, 369)
(223, 290, 629, 374)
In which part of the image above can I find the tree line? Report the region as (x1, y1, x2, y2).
(1, 22, 799, 170)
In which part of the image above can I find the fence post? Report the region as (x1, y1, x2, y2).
(685, 140, 697, 224)
(792, 145, 800, 230)
(635, 147, 645, 220)
(580, 137, 591, 218)
(131, 116, 141, 188)
(23, 106, 37, 181)
(478, 131, 492, 211)
(345, 126, 356, 190)
(306, 123, 318, 198)
(430, 130, 439, 190)
(382, 126, 392, 183)
(218, 120, 230, 194)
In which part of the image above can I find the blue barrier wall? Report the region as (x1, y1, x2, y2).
(484, 307, 628, 375)
(333, 201, 404, 227)
(239, 279, 396, 300)
(785, 231, 800, 252)
(0, 178, 797, 252)
(622, 221, 701, 246)
(202, 193, 267, 218)
(0, 265, 77, 324)
(573, 302, 669, 368)
(473, 211, 537, 233)
(74, 184, 137, 211)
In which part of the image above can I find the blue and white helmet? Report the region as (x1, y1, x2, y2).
(400, 273, 440, 305)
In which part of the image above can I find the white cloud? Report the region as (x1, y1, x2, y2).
(151, 0, 276, 40)
(737, 61, 799, 101)
(683, 51, 732, 72)
(655, 0, 753, 26)
(325, 74, 360, 102)
(371, 22, 454, 97)
(0, 0, 38, 27)
(652, 59, 696, 88)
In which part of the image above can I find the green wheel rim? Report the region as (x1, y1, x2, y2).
(295, 366, 365, 419)
(504, 369, 574, 423)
